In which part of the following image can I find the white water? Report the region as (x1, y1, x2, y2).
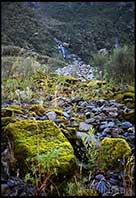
(54, 38, 94, 80)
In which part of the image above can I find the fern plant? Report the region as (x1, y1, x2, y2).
(25, 148, 61, 196)
(81, 126, 99, 170)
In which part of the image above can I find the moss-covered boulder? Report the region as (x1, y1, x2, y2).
(4, 120, 76, 175)
(2, 116, 18, 127)
(98, 137, 131, 170)
(29, 104, 46, 116)
(2, 104, 23, 117)
(122, 110, 135, 123)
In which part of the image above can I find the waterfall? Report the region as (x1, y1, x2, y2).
(54, 38, 67, 59)
(115, 37, 119, 48)
(58, 44, 67, 59)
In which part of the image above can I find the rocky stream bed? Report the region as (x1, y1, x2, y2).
(1, 40, 135, 197)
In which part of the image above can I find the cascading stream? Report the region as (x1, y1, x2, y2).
(54, 38, 94, 80)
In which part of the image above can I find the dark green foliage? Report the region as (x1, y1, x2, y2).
(38, 2, 134, 62)
(91, 45, 135, 84)
(1, 2, 58, 57)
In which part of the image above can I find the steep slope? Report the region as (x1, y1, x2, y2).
(1, 2, 58, 57)
(36, 2, 135, 62)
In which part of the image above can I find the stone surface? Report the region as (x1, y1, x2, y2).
(79, 122, 90, 131)
(47, 111, 57, 121)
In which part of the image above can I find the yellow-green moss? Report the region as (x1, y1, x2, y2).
(62, 75, 80, 84)
(87, 80, 107, 88)
(122, 110, 135, 122)
(2, 116, 18, 127)
(114, 91, 134, 104)
(59, 124, 77, 140)
(114, 93, 123, 103)
(29, 104, 46, 116)
(46, 108, 64, 116)
(2, 105, 23, 117)
(4, 120, 76, 175)
(122, 92, 134, 100)
(65, 179, 98, 196)
(127, 85, 134, 92)
(98, 137, 131, 170)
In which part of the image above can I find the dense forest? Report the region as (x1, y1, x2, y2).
(1, 2, 135, 197)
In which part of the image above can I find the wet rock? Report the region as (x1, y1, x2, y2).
(54, 119, 65, 123)
(92, 107, 101, 113)
(101, 131, 107, 137)
(108, 121, 115, 127)
(108, 112, 118, 117)
(70, 97, 83, 103)
(85, 118, 95, 124)
(111, 131, 120, 138)
(127, 126, 135, 133)
(121, 121, 132, 129)
(96, 99, 106, 106)
(79, 101, 88, 107)
(102, 127, 112, 134)
(79, 122, 90, 131)
(47, 111, 57, 121)
(99, 121, 115, 131)
(108, 178, 118, 185)
(103, 107, 118, 113)
(85, 112, 91, 119)
(94, 180, 110, 195)
(95, 174, 105, 181)
(63, 112, 70, 119)
(35, 115, 48, 120)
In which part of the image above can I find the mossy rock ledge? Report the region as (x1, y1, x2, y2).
(4, 120, 76, 175)
(98, 137, 131, 170)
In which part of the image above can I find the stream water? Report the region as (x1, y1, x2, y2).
(54, 38, 94, 80)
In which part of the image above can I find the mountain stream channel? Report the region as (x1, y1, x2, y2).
(1, 39, 135, 196)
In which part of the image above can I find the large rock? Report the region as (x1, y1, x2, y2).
(4, 120, 76, 175)
(98, 137, 131, 170)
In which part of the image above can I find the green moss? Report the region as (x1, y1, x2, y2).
(29, 111, 37, 117)
(2, 105, 23, 117)
(87, 80, 107, 88)
(2, 116, 18, 127)
(114, 93, 123, 102)
(127, 85, 134, 92)
(122, 92, 134, 100)
(122, 110, 134, 123)
(98, 137, 131, 170)
(65, 76, 80, 84)
(65, 179, 98, 196)
(60, 124, 77, 140)
(4, 120, 76, 175)
(46, 108, 64, 116)
(30, 104, 46, 116)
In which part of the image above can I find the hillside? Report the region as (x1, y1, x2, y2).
(2, 2, 134, 62)
(36, 2, 135, 62)
(1, 2, 59, 57)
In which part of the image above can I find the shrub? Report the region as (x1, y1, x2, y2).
(91, 45, 135, 84)
(106, 45, 135, 83)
